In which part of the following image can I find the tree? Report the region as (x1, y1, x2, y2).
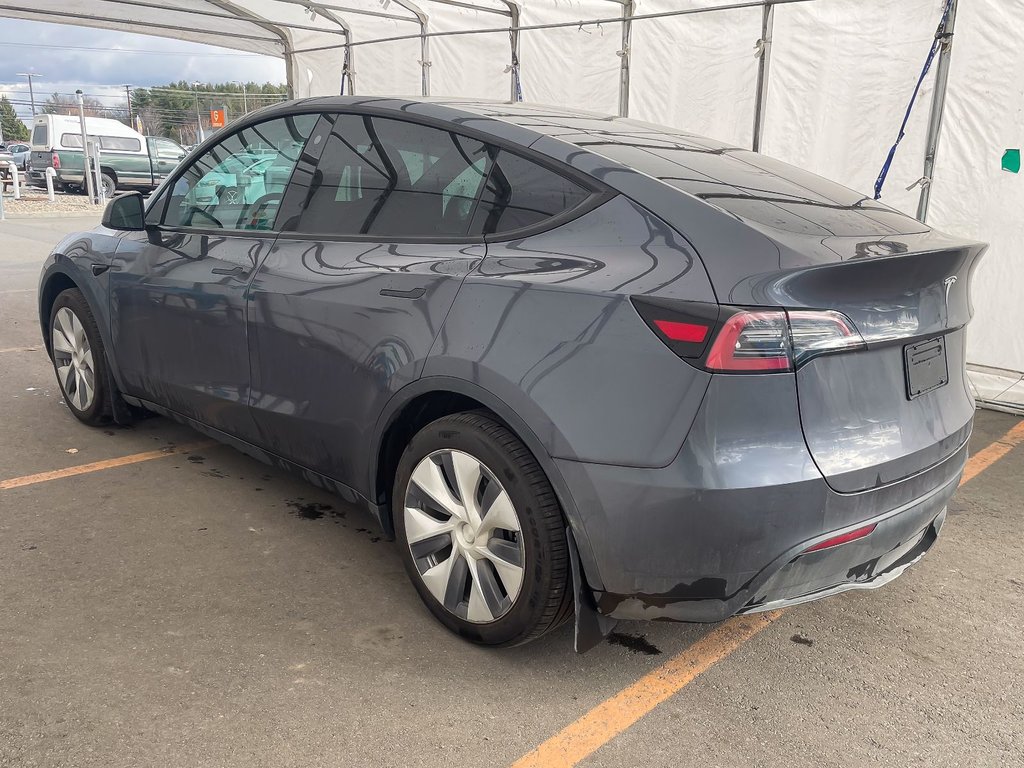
(42, 92, 107, 117)
(131, 81, 288, 139)
(0, 96, 29, 142)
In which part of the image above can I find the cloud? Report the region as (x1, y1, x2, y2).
(0, 19, 285, 120)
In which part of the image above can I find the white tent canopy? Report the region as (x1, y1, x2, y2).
(4, 0, 1023, 411)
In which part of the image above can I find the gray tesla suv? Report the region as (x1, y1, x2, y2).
(38, 98, 985, 650)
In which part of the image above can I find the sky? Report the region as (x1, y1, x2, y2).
(0, 19, 285, 125)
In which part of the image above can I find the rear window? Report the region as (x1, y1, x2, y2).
(31, 124, 47, 147)
(61, 133, 142, 152)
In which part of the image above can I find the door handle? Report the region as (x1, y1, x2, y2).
(379, 287, 425, 299)
(211, 265, 247, 277)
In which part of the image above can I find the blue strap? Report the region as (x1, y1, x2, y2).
(873, 0, 955, 200)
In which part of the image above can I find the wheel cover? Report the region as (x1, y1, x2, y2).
(51, 307, 96, 411)
(404, 449, 525, 623)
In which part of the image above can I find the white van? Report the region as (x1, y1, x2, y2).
(28, 113, 185, 197)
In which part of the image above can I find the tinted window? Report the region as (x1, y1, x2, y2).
(61, 133, 143, 152)
(471, 151, 589, 235)
(284, 114, 493, 237)
(164, 114, 316, 231)
(31, 124, 47, 146)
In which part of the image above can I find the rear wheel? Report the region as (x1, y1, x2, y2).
(393, 411, 573, 646)
(49, 288, 112, 426)
(100, 173, 116, 199)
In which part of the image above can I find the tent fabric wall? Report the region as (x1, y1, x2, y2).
(1, 0, 1021, 411)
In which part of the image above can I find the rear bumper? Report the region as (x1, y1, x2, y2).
(554, 370, 969, 622)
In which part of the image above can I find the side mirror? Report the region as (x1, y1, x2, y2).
(102, 192, 146, 231)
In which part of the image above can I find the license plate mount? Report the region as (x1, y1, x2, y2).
(904, 336, 949, 399)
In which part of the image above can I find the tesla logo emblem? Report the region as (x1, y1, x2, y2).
(944, 276, 958, 306)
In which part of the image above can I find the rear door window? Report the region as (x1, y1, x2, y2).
(283, 113, 493, 238)
(31, 124, 47, 147)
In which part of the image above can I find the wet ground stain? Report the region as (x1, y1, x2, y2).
(202, 469, 227, 479)
(607, 632, 662, 656)
(790, 633, 815, 647)
(186, 455, 205, 464)
(286, 499, 337, 520)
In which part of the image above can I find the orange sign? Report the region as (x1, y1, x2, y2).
(210, 107, 226, 128)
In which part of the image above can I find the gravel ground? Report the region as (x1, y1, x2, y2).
(0, 188, 102, 217)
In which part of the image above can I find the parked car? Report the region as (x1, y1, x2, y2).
(27, 113, 186, 197)
(8, 141, 31, 170)
(0, 143, 14, 182)
(37, 99, 986, 650)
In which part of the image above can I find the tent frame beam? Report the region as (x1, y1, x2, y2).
(917, 0, 957, 222)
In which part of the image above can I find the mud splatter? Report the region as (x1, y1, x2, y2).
(607, 632, 662, 656)
(790, 633, 815, 647)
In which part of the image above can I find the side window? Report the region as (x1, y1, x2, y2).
(164, 114, 316, 231)
(471, 151, 590, 235)
(152, 138, 185, 160)
(284, 114, 493, 237)
(31, 124, 47, 147)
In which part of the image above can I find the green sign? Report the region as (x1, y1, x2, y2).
(1002, 148, 1021, 174)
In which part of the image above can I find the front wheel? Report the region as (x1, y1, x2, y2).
(393, 411, 573, 646)
(49, 288, 112, 425)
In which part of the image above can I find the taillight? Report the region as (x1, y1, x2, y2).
(51, 152, 60, 169)
(705, 311, 791, 372)
(631, 299, 866, 373)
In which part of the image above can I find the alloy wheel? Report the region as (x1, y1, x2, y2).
(403, 449, 525, 623)
(51, 307, 96, 411)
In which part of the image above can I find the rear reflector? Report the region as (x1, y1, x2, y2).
(653, 319, 709, 343)
(801, 524, 877, 553)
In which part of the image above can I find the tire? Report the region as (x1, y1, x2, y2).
(49, 288, 112, 426)
(100, 172, 116, 199)
(393, 411, 573, 647)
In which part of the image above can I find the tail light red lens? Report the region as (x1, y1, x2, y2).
(801, 523, 877, 553)
(705, 311, 791, 372)
(51, 152, 60, 169)
(632, 298, 865, 373)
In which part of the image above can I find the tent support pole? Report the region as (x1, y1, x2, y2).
(507, 3, 521, 101)
(751, 1, 774, 152)
(618, 1, 635, 117)
(917, 0, 957, 223)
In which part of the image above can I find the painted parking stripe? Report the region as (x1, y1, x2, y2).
(958, 420, 1024, 486)
(512, 417, 1024, 768)
(0, 440, 215, 490)
(511, 612, 781, 768)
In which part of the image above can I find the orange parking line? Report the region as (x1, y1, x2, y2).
(0, 440, 215, 490)
(511, 612, 781, 768)
(959, 419, 1024, 486)
(512, 416, 1024, 768)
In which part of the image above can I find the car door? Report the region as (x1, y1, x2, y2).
(109, 113, 317, 439)
(246, 112, 489, 494)
(147, 137, 187, 183)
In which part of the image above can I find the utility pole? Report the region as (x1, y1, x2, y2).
(233, 81, 249, 114)
(192, 81, 205, 143)
(124, 84, 133, 125)
(17, 72, 42, 116)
